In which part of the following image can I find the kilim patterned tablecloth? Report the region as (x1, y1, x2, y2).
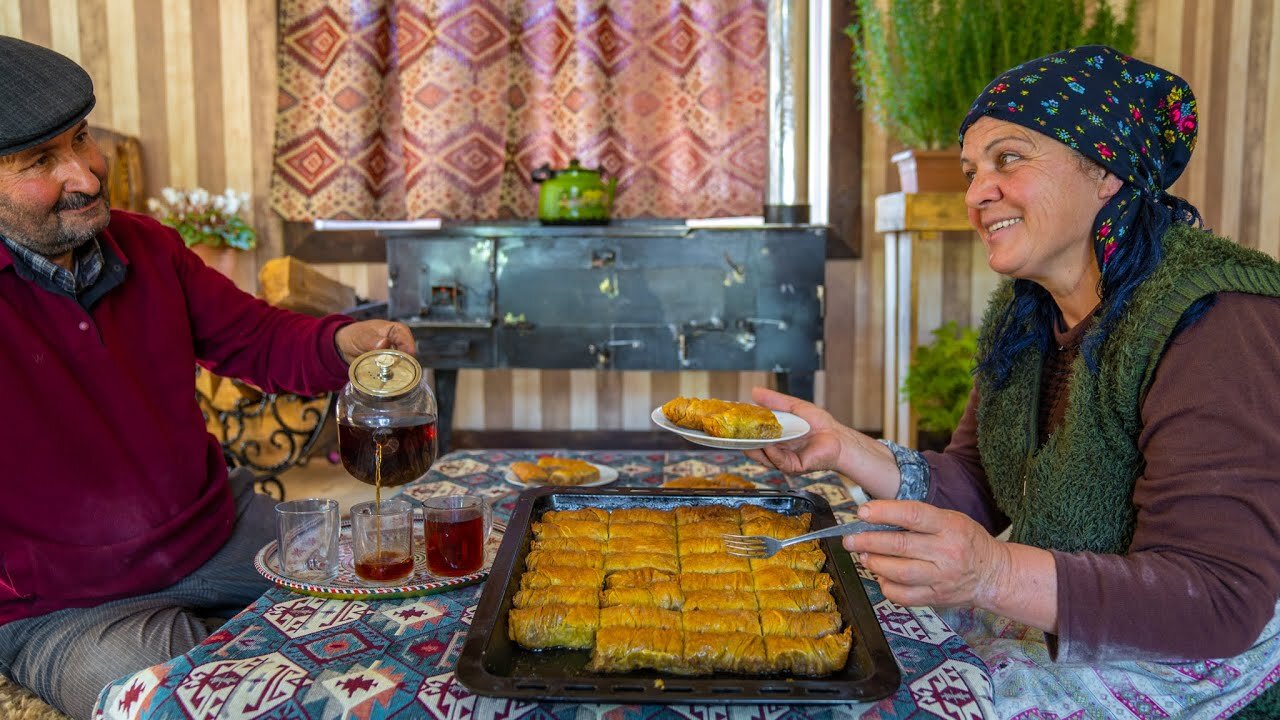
(94, 450, 995, 720)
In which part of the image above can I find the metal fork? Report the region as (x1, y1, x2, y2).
(721, 520, 901, 558)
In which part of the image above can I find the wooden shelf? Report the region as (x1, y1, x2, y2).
(875, 191, 973, 444)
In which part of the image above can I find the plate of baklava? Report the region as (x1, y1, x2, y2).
(505, 457, 619, 488)
(652, 397, 810, 450)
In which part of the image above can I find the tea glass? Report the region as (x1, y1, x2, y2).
(275, 498, 340, 582)
(422, 494, 492, 576)
(349, 497, 417, 584)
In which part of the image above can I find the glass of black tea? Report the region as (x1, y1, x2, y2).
(423, 495, 492, 576)
(350, 497, 415, 584)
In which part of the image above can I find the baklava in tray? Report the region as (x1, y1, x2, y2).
(457, 487, 900, 705)
(508, 503, 852, 676)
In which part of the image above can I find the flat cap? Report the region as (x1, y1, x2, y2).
(0, 36, 96, 156)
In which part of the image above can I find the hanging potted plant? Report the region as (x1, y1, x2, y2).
(847, 0, 1140, 193)
(148, 187, 257, 276)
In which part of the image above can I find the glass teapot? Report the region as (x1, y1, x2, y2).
(336, 349, 438, 488)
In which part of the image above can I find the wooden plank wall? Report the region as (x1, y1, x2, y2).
(4, 0, 1278, 434)
(0, 0, 288, 292)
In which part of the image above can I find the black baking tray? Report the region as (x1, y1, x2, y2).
(456, 486, 901, 704)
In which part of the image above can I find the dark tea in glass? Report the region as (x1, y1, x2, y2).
(423, 495, 492, 576)
(349, 498, 415, 584)
(354, 552, 415, 582)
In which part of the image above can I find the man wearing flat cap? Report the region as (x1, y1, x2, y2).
(0, 36, 414, 718)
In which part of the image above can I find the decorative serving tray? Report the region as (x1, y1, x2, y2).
(456, 487, 900, 705)
(254, 517, 504, 600)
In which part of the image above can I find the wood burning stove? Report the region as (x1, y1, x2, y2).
(378, 220, 826, 449)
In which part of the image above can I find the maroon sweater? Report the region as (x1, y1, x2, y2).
(0, 210, 351, 626)
(928, 293, 1280, 661)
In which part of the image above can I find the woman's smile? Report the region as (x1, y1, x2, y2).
(985, 217, 1022, 236)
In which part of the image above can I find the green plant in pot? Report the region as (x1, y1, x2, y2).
(846, 0, 1140, 192)
(901, 321, 978, 450)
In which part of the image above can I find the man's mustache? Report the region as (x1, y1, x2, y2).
(54, 192, 102, 212)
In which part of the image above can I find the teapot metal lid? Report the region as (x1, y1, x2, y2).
(348, 349, 421, 399)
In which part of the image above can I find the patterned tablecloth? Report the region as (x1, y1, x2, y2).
(94, 450, 995, 720)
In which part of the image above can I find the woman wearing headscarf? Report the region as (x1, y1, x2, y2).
(749, 46, 1280, 717)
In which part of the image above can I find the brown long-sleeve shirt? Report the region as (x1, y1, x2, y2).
(926, 292, 1280, 662)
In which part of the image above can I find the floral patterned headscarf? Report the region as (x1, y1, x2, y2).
(958, 45, 1201, 267)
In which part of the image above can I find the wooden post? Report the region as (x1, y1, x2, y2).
(874, 192, 972, 444)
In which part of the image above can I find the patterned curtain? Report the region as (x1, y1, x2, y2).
(271, 0, 768, 222)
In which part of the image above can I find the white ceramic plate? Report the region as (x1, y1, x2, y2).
(503, 461, 619, 488)
(650, 406, 811, 450)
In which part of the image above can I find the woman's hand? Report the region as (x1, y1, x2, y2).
(844, 499, 1011, 609)
(745, 387, 901, 498)
(334, 320, 416, 363)
(744, 386, 844, 473)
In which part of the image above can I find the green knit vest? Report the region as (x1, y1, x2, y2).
(975, 225, 1280, 553)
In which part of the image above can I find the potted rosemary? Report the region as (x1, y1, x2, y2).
(847, 0, 1140, 192)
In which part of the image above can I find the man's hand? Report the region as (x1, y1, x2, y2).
(334, 320, 416, 364)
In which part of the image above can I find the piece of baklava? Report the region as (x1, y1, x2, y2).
(674, 505, 740, 525)
(531, 520, 608, 542)
(511, 586, 600, 609)
(524, 549, 605, 570)
(604, 552, 680, 575)
(603, 568, 675, 589)
(661, 397, 783, 439)
(755, 588, 838, 613)
(610, 508, 675, 525)
(600, 581, 685, 610)
(536, 457, 600, 485)
(752, 566, 835, 591)
(509, 461, 548, 485)
(599, 605, 682, 630)
(683, 631, 769, 674)
(519, 565, 606, 590)
(758, 609, 843, 638)
(508, 604, 600, 649)
(763, 628, 852, 675)
(588, 627, 687, 673)
(677, 571, 755, 592)
(541, 508, 610, 523)
(681, 589, 757, 612)
(682, 609, 761, 635)
(750, 548, 827, 573)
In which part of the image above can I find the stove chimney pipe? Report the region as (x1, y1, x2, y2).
(764, 0, 809, 225)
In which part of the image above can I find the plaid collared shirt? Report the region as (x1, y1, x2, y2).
(2, 235, 103, 295)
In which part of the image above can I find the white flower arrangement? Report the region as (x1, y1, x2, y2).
(148, 187, 256, 250)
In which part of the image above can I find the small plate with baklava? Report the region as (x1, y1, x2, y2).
(505, 457, 619, 488)
(651, 396, 810, 450)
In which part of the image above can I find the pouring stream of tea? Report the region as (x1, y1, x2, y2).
(375, 440, 383, 559)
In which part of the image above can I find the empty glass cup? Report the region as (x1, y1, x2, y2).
(275, 498, 340, 582)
